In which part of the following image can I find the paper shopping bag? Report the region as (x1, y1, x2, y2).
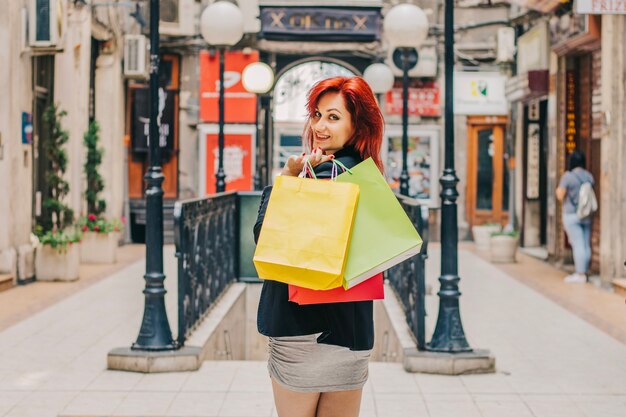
(336, 158, 423, 289)
(253, 175, 359, 290)
(288, 273, 384, 305)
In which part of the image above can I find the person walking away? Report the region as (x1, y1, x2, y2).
(556, 150, 595, 283)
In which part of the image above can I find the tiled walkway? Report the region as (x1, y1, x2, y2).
(0, 245, 625, 417)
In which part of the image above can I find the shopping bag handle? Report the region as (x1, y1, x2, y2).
(302, 158, 353, 180)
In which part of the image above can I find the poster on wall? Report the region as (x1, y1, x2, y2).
(131, 87, 176, 153)
(386, 135, 433, 200)
(385, 81, 441, 117)
(204, 133, 253, 194)
(526, 123, 541, 200)
(199, 50, 259, 124)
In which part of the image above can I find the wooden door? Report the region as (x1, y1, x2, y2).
(466, 116, 509, 227)
(126, 54, 180, 200)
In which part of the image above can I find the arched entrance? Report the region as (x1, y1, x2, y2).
(270, 59, 356, 179)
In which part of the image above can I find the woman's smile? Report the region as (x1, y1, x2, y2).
(310, 92, 353, 154)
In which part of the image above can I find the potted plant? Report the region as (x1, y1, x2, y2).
(34, 104, 81, 281)
(78, 121, 123, 264)
(472, 222, 502, 252)
(490, 231, 519, 263)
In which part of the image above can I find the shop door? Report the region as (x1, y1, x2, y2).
(126, 54, 180, 200)
(466, 117, 509, 227)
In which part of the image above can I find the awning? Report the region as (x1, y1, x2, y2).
(505, 70, 549, 102)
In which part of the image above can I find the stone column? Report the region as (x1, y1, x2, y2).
(53, 4, 92, 217)
(95, 49, 126, 220)
(600, 15, 626, 283)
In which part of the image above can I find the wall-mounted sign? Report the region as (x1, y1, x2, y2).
(199, 50, 258, 124)
(565, 70, 578, 154)
(454, 72, 508, 115)
(526, 122, 541, 200)
(259, 7, 381, 41)
(22, 112, 33, 144)
(517, 22, 549, 74)
(131, 87, 176, 153)
(575, 0, 626, 14)
(385, 81, 440, 117)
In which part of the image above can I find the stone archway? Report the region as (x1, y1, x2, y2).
(269, 59, 357, 179)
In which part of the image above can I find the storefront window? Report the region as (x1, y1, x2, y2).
(386, 132, 436, 202)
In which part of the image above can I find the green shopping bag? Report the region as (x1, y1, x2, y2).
(336, 158, 423, 289)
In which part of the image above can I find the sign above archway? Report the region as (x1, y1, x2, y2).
(259, 7, 381, 41)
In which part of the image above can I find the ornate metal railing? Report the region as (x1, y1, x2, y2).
(174, 192, 239, 346)
(386, 195, 429, 350)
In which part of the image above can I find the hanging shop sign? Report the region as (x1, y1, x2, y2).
(385, 81, 440, 117)
(259, 7, 381, 41)
(199, 50, 259, 124)
(575, 0, 626, 14)
(130, 87, 176, 154)
(565, 70, 578, 155)
(526, 123, 541, 200)
(454, 72, 508, 115)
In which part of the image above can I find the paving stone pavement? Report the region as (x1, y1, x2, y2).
(0, 245, 625, 417)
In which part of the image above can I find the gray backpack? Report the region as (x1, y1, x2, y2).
(573, 171, 598, 219)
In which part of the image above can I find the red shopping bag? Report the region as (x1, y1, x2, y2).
(288, 273, 384, 305)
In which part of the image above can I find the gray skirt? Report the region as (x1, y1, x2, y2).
(268, 333, 371, 392)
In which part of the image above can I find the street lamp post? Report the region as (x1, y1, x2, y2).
(242, 62, 275, 191)
(383, 4, 429, 197)
(132, 0, 176, 351)
(200, 1, 244, 193)
(427, 0, 472, 352)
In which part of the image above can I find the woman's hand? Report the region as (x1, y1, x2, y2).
(280, 148, 334, 177)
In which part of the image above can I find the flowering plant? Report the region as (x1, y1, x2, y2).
(77, 213, 125, 234)
(34, 226, 82, 253)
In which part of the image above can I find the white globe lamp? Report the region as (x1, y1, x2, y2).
(200, 1, 244, 46)
(383, 4, 429, 48)
(363, 63, 395, 94)
(242, 62, 275, 94)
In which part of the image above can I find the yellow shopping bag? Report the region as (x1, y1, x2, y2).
(253, 175, 359, 290)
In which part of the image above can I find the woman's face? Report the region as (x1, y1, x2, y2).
(310, 92, 354, 155)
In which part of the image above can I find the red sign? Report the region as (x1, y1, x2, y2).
(199, 50, 259, 123)
(204, 133, 253, 194)
(385, 82, 441, 117)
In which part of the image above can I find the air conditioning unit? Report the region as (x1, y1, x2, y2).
(160, 0, 195, 37)
(29, 0, 62, 48)
(386, 46, 438, 78)
(123, 35, 148, 79)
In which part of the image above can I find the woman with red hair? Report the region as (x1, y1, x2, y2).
(253, 76, 385, 417)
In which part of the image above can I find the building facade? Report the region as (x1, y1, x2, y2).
(0, 0, 126, 282)
(506, 0, 626, 286)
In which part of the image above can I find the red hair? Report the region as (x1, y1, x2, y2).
(303, 76, 385, 172)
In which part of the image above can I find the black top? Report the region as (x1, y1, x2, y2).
(253, 147, 374, 351)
